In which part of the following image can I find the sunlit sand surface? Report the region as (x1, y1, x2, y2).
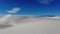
(0, 15, 60, 34)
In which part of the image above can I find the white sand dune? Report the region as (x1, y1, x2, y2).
(0, 15, 60, 34)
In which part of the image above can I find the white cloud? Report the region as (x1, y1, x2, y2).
(7, 8, 21, 14)
(38, 0, 54, 4)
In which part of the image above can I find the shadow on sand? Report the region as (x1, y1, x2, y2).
(0, 24, 13, 29)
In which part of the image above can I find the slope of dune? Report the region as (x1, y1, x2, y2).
(0, 15, 60, 34)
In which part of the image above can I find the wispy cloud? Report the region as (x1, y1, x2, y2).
(7, 8, 21, 14)
(38, 0, 54, 4)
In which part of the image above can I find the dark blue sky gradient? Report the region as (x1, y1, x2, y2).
(0, 0, 60, 15)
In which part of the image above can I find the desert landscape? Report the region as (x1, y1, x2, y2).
(0, 14, 59, 34)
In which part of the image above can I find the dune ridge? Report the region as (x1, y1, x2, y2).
(0, 15, 60, 34)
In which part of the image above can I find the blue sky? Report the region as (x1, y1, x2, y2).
(0, 0, 60, 15)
